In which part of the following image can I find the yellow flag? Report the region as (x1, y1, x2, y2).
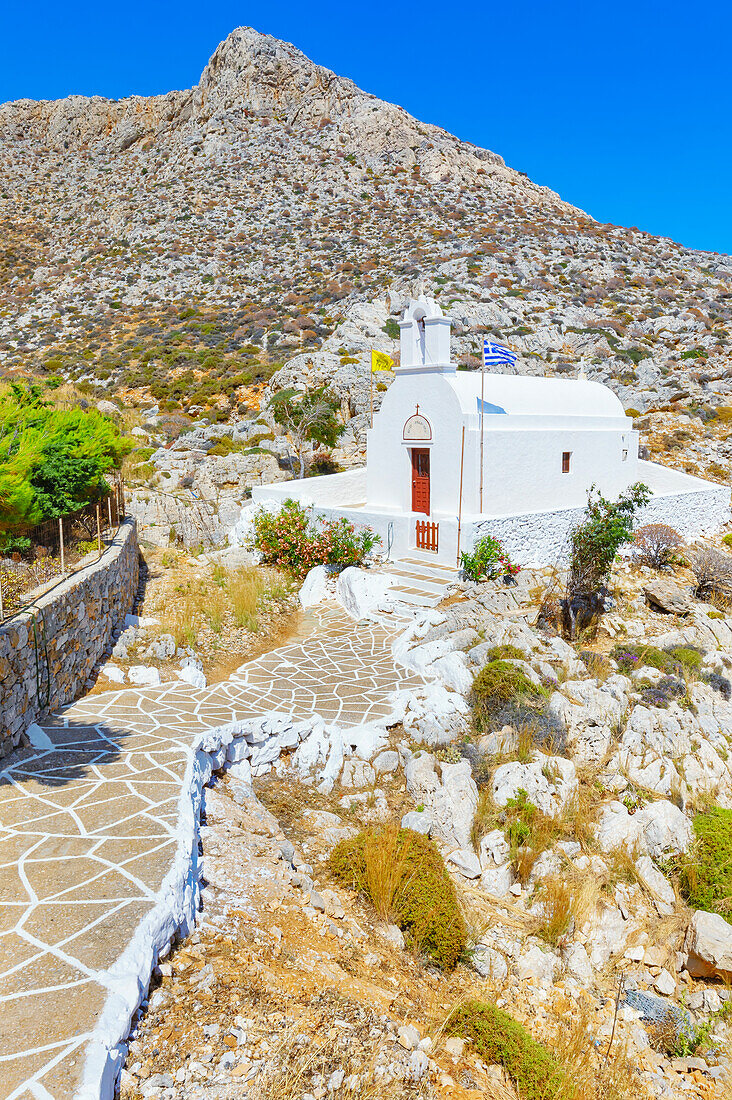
(371, 349, 394, 373)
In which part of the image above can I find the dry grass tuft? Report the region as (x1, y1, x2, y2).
(471, 781, 601, 885)
(360, 822, 416, 921)
(547, 992, 644, 1100)
(531, 873, 601, 947)
(256, 1020, 430, 1100)
(159, 564, 290, 645)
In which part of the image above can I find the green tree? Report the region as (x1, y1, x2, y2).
(0, 385, 132, 531)
(563, 481, 651, 637)
(268, 386, 344, 479)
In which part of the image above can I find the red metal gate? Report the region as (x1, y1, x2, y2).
(416, 520, 439, 553)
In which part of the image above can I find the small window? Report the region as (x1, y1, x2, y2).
(622, 448, 628, 462)
(562, 451, 572, 474)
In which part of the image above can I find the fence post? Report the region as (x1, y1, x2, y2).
(59, 516, 66, 575)
(0, 567, 4, 623)
(96, 504, 102, 560)
(107, 495, 112, 533)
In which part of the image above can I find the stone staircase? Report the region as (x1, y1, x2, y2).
(383, 553, 460, 608)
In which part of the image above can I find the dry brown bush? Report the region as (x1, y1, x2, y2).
(632, 524, 683, 569)
(690, 546, 732, 601)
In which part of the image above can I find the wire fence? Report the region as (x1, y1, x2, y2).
(0, 477, 126, 624)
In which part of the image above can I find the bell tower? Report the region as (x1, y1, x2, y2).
(397, 296, 453, 375)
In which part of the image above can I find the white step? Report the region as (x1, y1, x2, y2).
(384, 569, 449, 597)
(389, 588, 444, 608)
(400, 554, 458, 573)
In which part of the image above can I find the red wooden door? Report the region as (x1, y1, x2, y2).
(411, 448, 430, 514)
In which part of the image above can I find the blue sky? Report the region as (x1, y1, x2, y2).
(1, 0, 729, 256)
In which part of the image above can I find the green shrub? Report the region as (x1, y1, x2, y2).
(722, 533, 732, 548)
(611, 643, 703, 677)
(329, 825, 466, 971)
(482, 643, 526, 662)
(470, 660, 547, 732)
(460, 534, 520, 582)
(381, 319, 400, 339)
(447, 999, 567, 1100)
(565, 482, 651, 609)
(75, 539, 99, 557)
(676, 807, 732, 921)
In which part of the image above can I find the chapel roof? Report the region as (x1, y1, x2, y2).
(446, 372, 628, 420)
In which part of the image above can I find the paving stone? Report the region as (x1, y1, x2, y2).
(0, 601, 422, 1097)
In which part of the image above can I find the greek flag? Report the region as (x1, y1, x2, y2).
(483, 339, 517, 368)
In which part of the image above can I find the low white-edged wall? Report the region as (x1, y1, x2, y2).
(78, 712, 328, 1099)
(252, 468, 366, 508)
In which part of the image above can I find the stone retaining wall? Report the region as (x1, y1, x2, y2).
(0, 518, 139, 758)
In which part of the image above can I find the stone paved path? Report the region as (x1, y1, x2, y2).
(0, 603, 423, 1100)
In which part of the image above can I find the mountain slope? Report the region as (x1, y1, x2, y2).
(0, 26, 731, 439)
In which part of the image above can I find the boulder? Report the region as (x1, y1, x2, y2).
(585, 905, 632, 969)
(472, 944, 509, 982)
(404, 752, 478, 849)
(335, 567, 394, 619)
(99, 662, 125, 683)
(341, 723, 388, 760)
(684, 910, 732, 979)
(596, 799, 692, 858)
(562, 942, 594, 985)
(128, 665, 161, 687)
(549, 677, 628, 763)
(479, 829, 510, 869)
(480, 865, 514, 896)
(637, 800, 693, 858)
(644, 580, 692, 615)
(401, 809, 433, 835)
(373, 750, 399, 774)
(178, 664, 207, 690)
(341, 758, 376, 788)
(491, 754, 577, 818)
(446, 848, 482, 879)
(634, 855, 676, 916)
(516, 944, 558, 984)
(299, 565, 331, 608)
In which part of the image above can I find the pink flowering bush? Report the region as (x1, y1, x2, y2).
(460, 535, 520, 583)
(252, 499, 380, 577)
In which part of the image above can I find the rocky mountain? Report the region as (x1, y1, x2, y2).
(2, 25, 731, 438)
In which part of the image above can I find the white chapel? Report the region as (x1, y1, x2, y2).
(254, 296, 728, 566)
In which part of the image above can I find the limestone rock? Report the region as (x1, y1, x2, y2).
(549, 677, 628, 763)
(340, 758, 376, 788)
(372, 749, 399, 774)
(492, 754, 577, 818)
(644, 579, 692, 615)
(401, 809, 433, 835)
(596, 799, 692, 858)
(479, 829, 510, 869)
(684, 910, 732, 979)
(446, 847, 481, 878)
(404, 751, 478, 849)
(634, 855, 676, 916)
(299, 565, 331, 608)
(335, 567, 394, 619)
(128, 665, 162, 687)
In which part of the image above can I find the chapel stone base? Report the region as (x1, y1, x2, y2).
(252, 460, 730, 570)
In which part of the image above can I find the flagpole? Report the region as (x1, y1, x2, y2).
(370, 363, 374, 429)
(479, 343, 485, 514)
